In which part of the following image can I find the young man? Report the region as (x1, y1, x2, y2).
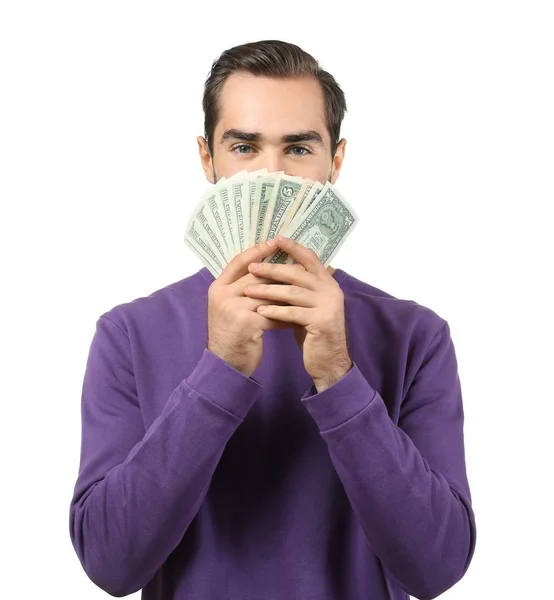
(69, 40, 476, 599)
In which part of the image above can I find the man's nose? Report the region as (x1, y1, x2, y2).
(263, 151, 285, 173)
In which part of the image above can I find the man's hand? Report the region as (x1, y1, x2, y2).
(244, 235, 353, 392)
(207, 240, 293, 378)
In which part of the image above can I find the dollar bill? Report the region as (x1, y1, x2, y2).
(261, 175, 304, 242)
(186, 199, 229, 266)
(229, 179, 247, 253)
(266, 183, 358, 267)
(185, 171, 358, 276)
(250, 175, 278, 247)
(185, 218, 226, 278)
(216, 183, 238, 259)
(201, 189, 232, 262)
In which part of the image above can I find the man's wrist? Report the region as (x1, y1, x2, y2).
(313, 359, 353, 393)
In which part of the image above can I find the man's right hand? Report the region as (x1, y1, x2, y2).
(207, 241, 292, 378)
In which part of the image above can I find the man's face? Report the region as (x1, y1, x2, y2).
(198, 73, 346, 185)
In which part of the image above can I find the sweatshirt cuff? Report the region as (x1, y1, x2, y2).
(185, 348, 263, 419)
(301, 362, 377, 432)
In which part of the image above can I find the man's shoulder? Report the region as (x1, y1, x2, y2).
(98, 267, 211, 332)
(337, 268, 448, 342)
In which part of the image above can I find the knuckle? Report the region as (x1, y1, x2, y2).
(235, 312, 250, 328)
(231, 254, 246, 269)
(207, 285, 220, 303)
(252, 241, 268, 257)
(246, 273, 268, 285)
(318, 309, 336, 329)
(290, 285, 303, 297)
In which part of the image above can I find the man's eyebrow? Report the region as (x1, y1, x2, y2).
(220, 129, 261, 144)
(282, 131, 325, 146)
(219, 129, 325, 147)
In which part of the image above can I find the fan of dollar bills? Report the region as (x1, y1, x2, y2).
(185, 169, 359, 278)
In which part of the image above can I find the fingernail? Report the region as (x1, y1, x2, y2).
(267, 239, 276, 247)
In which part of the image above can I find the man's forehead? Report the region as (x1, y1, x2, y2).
(215, 74, 328, 144)
(218, 74, 325, 117)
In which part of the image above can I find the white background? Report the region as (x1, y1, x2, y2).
(1, 1, 552, 598)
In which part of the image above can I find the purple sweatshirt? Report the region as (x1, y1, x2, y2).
(69, 266, 476, 600)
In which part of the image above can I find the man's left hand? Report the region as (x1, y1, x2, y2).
(244, 235, 353, 393)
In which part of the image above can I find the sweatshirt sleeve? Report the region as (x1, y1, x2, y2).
(69, 316, 262, 597)
(301, 321, 476, 600)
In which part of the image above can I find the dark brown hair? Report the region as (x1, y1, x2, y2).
(202, 40, 347, 156)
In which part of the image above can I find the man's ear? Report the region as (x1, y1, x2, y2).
(197, 136, 215, 184)
(329, 138, 346, 184)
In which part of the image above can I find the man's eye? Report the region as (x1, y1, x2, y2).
(289, 146, 310, 156)
(232, 144, 253, 154)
